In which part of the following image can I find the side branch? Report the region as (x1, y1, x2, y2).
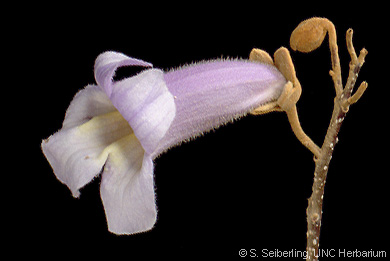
(343, 48, 368, 98)
(347, 81, 368, 105)
(323, 20, 343, 97)
(341, 47, 368, 112)
(346, 29, 357, 64)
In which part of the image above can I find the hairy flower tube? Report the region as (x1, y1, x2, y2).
(41, 51, 287, 234)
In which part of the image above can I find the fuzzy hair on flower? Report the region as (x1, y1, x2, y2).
(41, 51, 287, 234)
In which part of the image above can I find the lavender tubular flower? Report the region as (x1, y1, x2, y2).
(41, 51, 287, 234)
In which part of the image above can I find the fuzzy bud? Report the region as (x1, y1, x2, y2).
(290, 17, 328, 53)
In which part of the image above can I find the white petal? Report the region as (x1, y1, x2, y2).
(100, 134, 156, 234)
(42, 107, 132, 197)
(62, 84, 116, 129)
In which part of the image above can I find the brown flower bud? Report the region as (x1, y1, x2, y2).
(290, 17, 328, 53)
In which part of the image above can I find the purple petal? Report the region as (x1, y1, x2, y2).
(94, 51, 152, 97)
(94, 52, 176, 155)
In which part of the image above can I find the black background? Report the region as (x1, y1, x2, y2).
(11, 3, 388, 259)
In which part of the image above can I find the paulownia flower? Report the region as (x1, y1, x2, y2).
(41, 51, 287, 234)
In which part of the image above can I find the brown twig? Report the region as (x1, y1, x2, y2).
(290, 18, 368, 260)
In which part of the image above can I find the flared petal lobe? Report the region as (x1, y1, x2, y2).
(62, 84, 117, 130)
(94, 52, 176, 155)
(100, 134, 156, 234)
(94, 51, 153, 97)
(41, 85, 132, 197)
